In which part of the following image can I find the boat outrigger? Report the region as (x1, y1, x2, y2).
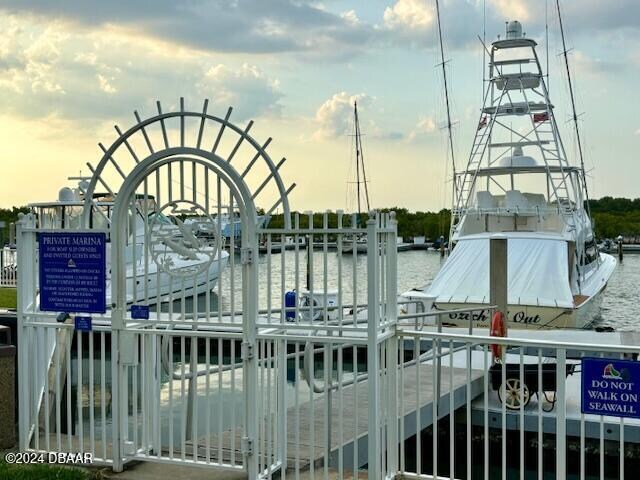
(404, 20, 616, 330)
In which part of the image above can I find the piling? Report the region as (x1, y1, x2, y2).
(617, 235, 624, 262)
(489, 235, 508, 319)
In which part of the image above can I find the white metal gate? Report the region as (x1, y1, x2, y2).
(17, 99, 297, 478)
(96, 100, 294, 476)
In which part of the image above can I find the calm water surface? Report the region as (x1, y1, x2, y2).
(209, 249, 640, 331)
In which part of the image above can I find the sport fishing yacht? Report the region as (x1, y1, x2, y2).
(404, 21, 616, 329)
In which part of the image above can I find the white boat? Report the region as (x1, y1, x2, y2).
(403, 20, 616, 330)
(31, 183, 230, 307)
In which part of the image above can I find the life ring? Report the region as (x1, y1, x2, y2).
(490, 311, 506, 362)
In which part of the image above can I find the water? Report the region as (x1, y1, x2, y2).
(168, 248, 637, 330)
(597, 253, 640, 330)
(70, 249, 639, 469)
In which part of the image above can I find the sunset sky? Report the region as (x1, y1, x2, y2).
(0, 0, 638, 212)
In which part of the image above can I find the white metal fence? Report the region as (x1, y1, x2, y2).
(1, 246, 17, 288)
(17, 209, 639, 479)
(394, 325, 639, 480)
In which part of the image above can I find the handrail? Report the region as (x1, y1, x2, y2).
(398, 328, 640, 354)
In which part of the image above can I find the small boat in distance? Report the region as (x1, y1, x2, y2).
(403, 20, 616, 330)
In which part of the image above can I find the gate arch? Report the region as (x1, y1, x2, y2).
(109, 150, 257, 316)
(81, 98, 294, 229)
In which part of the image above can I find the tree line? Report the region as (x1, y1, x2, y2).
(1, 196, 639, 244)
(266, 208, 451, 241)
(588, 197, 640, 240)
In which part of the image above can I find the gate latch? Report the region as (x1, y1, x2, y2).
(241, 341, 254, 361)
(240, 247, 254, 265)
(241, 436, 253, 455)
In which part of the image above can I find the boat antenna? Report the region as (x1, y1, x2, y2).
(546, 0, 550, 93)
(435, 0, 456, 209)
(482, 0, 486, 99)
(354, 101, 362, 218)
(555, 0, 591, 216)
(354, 101, 371, 212)
(556, 0, 591, 217)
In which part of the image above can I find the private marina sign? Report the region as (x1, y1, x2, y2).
(39, 232, 107, 314)
(581, 357, 640, 418)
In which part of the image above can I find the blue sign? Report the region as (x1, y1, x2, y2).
(74, 316, 92, 332)
(39, 232, 107, 314)
(131, 305, 150, 320)
(581, 357, 640, 418)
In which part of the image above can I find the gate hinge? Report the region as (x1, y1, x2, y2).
(240, 247, 254, 265)
(241, 341, 254, 361)
(241, 436, 253, 455)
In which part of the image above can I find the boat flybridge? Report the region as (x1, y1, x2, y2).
(404, 20, 616, 330)
(30, 181, 230, 307)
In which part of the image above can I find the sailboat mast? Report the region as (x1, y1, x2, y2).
(354, 102, 371, 211)
(435, 0, 456, 203)
(556, 0, 591, 215)
(354, 101, 362, 216)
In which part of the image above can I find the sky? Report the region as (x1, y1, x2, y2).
(0, 0, 638, 213)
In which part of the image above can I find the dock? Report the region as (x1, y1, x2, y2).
(197, 362, 484, 471)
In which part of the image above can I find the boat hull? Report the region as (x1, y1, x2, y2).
(432, 289, 605, 330)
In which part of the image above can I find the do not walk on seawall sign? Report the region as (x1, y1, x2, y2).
(582, 357, 640, 418)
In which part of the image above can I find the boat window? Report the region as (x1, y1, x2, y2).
(581, 238, 598, 266)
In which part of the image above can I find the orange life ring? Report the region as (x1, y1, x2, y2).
(490, 311, 506, 361)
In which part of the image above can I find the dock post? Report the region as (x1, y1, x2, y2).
(617, 235, 623, 262)
(489, 235, 508, 321)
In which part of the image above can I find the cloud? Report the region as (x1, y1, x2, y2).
(383, 0, 434, 31)
(0, 15, 283, 124)
(571, 50, 626, 77)
(312, 92, 407, 142)
(97, 74, 116, 94)
(313, 92, 370, 140)
(408, 115, 437, 142)
(197, 63, 283, 119)
(382, 0, 640, 51)
(0, 0, 376, 59)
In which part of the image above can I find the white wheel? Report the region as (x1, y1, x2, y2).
(498, 378, 530, 410)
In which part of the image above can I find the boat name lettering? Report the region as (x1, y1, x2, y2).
(447, 310, 541, 324)
(448, 310, 489, 322)
(512, 311, 541, 324)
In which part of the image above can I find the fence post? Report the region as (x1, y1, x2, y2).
(16, 213, 35, 452)
(243, 222, 260, 479)
(385, 213, 399, 477)
(367, 213, 381, 478)
(556, 349, 567, 479)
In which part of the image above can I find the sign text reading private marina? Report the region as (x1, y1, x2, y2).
(582, 357, 640, 418)
(39, 232, 107, 314)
